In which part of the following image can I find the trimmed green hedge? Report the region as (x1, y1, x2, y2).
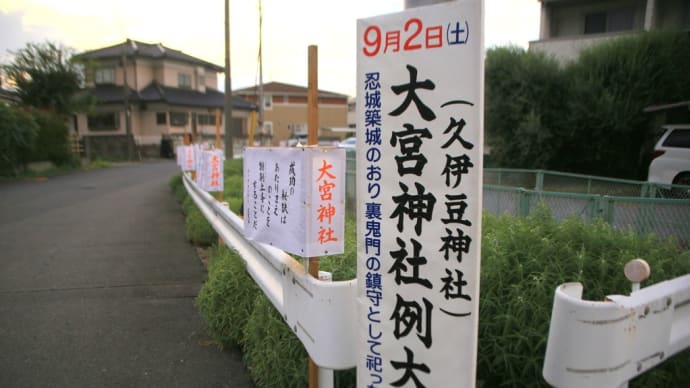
(169, 173, 217, 247)
(478, 208, 690, 387)
(196, 245, 259, 350)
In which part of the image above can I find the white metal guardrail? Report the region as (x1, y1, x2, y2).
(183, 173, 358, 372)
(543, 273, 690, 387)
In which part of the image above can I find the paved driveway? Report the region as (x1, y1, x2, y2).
(0, 161, 253, 387)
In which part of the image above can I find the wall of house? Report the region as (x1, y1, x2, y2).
(205, 72, 219, 90)
(134, 59, 156, 91)
(530, 31, 630, 62)
(159, 61, 210, 90)
(656, 0, 690, 29)
(264, 101, 348, 145)
(547, 0, 646, 38)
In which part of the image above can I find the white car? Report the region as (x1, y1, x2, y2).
(647, 125, 690, 186)
(338, 137, 357, 149)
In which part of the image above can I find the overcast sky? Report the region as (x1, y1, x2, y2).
(0, 0, 541, 97)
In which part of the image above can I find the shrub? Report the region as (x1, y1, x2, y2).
(477, 209, 690, 387)
(185, 207, 217, 246)
(196, 245, 259, 349)
(0, 104, 38, 176)
(28, 109, 75, 166)
(224, 157, 243, 178)
(242, 294, 309, 388)
(224, 175, 243, 200)
(169, 173, 183, 193)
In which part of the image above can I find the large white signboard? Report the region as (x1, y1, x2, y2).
(244, 147, 345, 257)
(356, 2, 484, 386)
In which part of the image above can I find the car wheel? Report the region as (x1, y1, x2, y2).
(673, 172, 690, 186)
(671, 172, 690, 199)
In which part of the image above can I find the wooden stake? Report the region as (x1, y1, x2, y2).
(215, 108, 222, 149)
(215, 107, 223, 203)
(307, 44, 320, 388)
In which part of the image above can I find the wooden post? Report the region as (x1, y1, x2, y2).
(248, 110, 257, 147)
(215, 108, 222, 149)
(307, 44, 320, 388)
(215, 108, 223, 202)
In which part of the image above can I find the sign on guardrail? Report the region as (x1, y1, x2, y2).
(243, 147, 346, 257)
(197, 149, 225, 193)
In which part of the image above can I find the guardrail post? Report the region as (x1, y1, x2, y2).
(518, 188, 531, 216)
(536, 170, 544, 191)
(598, 195, 613, 224)
(543, 260, 690, 388)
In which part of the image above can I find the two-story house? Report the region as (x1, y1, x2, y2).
(530, 0, 690, 62)
(233, 82, 350, 146)
(74, 39, 257, 159)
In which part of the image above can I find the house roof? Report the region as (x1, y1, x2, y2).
(75, 39, 224, 72)
(643, 100, 690, 113)
(0, 88, 20, 104)
(85, 84, 138, 104)
(234, 81, 349, 99)
(85, 82, 257, 111)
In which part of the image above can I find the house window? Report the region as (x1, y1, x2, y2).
(263, 95, 273, 110)
(584, 12, 607, 34)
(156, 112, 167, 125)
(178, 73, 192, 89)
(262, 121, 274, 135)
(87, 112, 119, 130)
(608, 8, 634, 32)
(170, 112, 188, 126)
(198, 114, 216, 125)
(584, 8, 634, 34)
(95, 67, 115, 84)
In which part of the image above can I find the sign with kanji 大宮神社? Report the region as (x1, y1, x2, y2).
(196, 149, 224, 192)
(356, 1, 484, 387)
(243, 147, 345, 257)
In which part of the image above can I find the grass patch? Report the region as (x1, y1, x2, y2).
(242, 294, 309, 388)
(196, 244, 260, 350)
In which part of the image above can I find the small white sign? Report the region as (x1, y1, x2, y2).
(179, 145, 196, 172)
(243, 147, 345, 257)
(197, 150, 225, 192)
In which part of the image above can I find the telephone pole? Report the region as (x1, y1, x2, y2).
(224, 0, 234, 159)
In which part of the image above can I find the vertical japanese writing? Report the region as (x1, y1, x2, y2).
(363, 70, 384, 387)
(315, 159, 338, 245)
(248, 157, 299, 231)
(386, 64, 476, 387)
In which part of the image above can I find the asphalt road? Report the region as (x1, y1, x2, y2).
(0, 160, 253, 387)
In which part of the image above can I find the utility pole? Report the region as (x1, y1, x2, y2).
(224, 0, 234, 159)
(122, 39, 133, 161)
(258, 0, 264, 146)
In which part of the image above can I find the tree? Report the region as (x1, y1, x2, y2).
(2, 41, 84, 115)
(485, 31, 690, 179)
(562, 31, 690, 179)
(0, 104, 38, 176)
(484, 46, 567, 169)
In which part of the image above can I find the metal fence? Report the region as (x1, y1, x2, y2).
(345, 154, 690, 246)
(484, 168, 690, 199)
